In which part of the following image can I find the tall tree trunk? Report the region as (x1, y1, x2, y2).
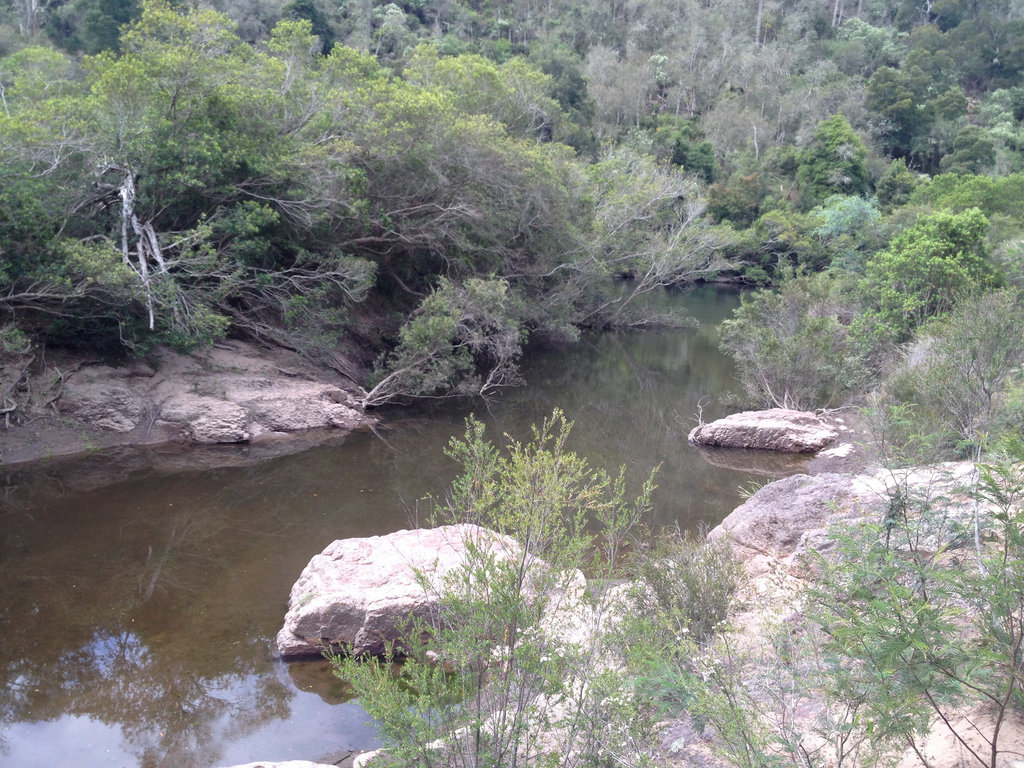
(832, 0, 844, 27)
(755, 0, 764, 45)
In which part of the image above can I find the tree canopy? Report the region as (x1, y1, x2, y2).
(2, 0, 1024, 406)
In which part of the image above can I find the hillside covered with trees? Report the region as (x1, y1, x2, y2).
(2, 0, 1024, 423)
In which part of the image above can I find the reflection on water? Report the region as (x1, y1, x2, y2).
(0, 285, 801, 767)
(691, 445, 812, 477)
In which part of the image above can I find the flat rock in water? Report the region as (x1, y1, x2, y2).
(48, 341, 374, 451)
(276, 524, 557, 658)
(688, 408, 838, 453)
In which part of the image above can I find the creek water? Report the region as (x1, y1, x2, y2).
(0, 285, 809, 768)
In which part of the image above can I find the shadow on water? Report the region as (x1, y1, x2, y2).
(0, 285, 802, 768)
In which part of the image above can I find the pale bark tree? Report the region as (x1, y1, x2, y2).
(578, 148, 727, 328)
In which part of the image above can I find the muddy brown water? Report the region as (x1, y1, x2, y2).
(0, 286, 809, 767)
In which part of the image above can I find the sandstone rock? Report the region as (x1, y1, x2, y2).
(353, 751, 382, 768)
(688, 408, 838, 453)
(60, 380, 146, 432)
(277, 524, 569, 658)
(708, 473, 878, 574)
(7, 339, 374, 465)
(159, 396, 251, 443)
(241, 391, 363, 432)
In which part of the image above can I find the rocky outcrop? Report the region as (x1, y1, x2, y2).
(688, 408, 838, 453)
(46, 340, 375, 453)
(60, 370, 149, 432)
(276, 524, 576, 658)
(708, 461, 979, 577)
(708, 472, 879, 574)
(159, 395, 251, 443)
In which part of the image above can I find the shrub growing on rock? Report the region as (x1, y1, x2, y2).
(333, 410, 667, 768)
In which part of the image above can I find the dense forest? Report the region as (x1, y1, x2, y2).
(2, 0, 1024, 425)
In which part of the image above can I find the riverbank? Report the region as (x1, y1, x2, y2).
(0, 339, 376, 467)
(669, 458, 1024, 768)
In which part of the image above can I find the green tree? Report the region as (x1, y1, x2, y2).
(404, 45, 564, 142)
(669, 120, 715, 183)
(939, 124, 997, 174)
(796, 114, 870, 208)
(751, 207, 819, 272)
(720, 270, 869, 409)
(706, 173, 764, 228)
(865, 65, 921, 156)
(876, 157, 921, 211)
(363, 277, 527, 407)
(860, 208, 1000, 342)
(1, 8, 380, 351)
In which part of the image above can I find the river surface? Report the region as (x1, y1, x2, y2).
(0, 286, 808, 768)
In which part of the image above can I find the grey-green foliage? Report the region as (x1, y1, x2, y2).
(804, 443, 1024, 768)
(364, 277, 527, 407)
(578, 147, 724, 329)
(719, 270, 870, 410)
(681, 619, 890, 768)
(810, 194, 883, 272)
(881, 289, 1024, 455)
(334, 411, 663, 768)
(623, 530, 744, 733)
(633, 529, 740, 646)
(978, 88, 1024, 157)
(831, 17, 907, 77)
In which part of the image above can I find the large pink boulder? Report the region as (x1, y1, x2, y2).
(688, 408, 837, 453)
(276, 524, 553, 658)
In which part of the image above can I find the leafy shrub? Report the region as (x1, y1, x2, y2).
(334, 411, 665, 768)
(858, 207, 1001, 344)
(633, 529, 740, 645)
(720, 270, 870, 409)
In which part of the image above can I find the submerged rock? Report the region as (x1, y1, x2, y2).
(688, 408, 838, 453)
